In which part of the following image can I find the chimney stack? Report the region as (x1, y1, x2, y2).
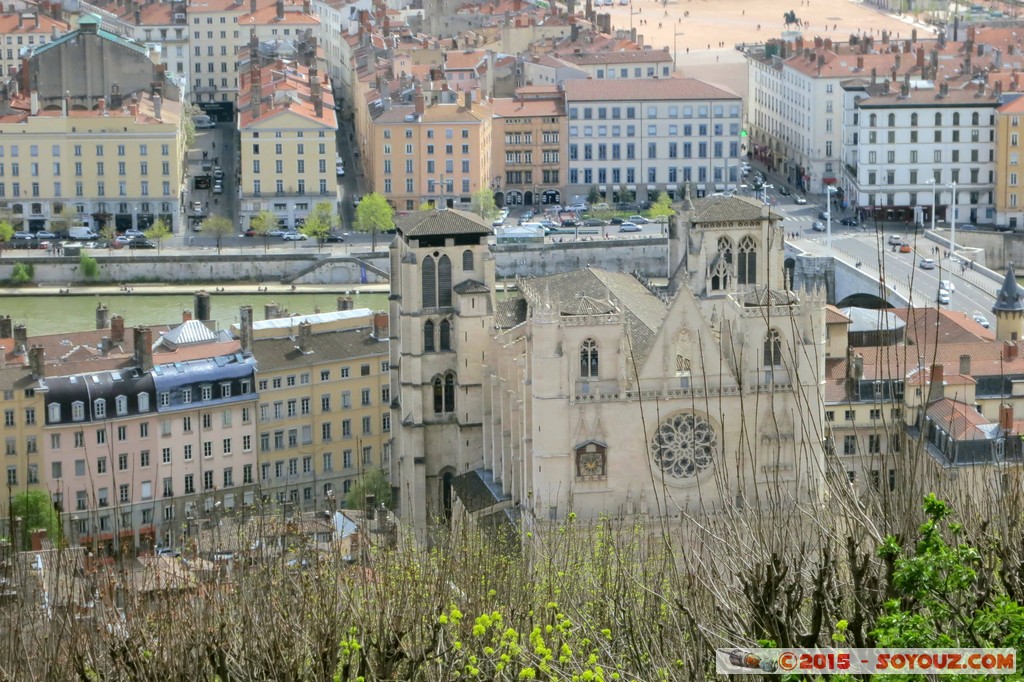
(95, 303, 110, 330)
(250, 0, 256, 13)
(194, 290, 211, 322)
(310, 61, 323, 117)
(297, 321, 312, 354)
(856, 55, 864, 70)
(13, 324, 27, 355)
(110, 314, 125, 343)
(373, 312, 389, 340)
(337, 295, 353, 311)
(134, 327, 154, 372)
(928, 363, 945, 402)
(99, 337, 111, 357)
(239, 305, 254, 355)
(28, 345, 44, 378)
(153, 93, 162, 120)
(959, 353, 971, 376)
(917, 47, 925, 69)
(1000, 403, 1015, 432)
(265, 302, 280, 319)
(182, 309, 193, 322)
(0, 315, 11, 338)
(30, 91, 37, 115)
(276, 0, 284, 20)
(414, 86, 424, 116)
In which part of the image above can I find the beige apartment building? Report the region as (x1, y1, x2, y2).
(366, 89, 494, 213)
(245, 308, 391, 510)
(188, 0, 318, 107)
(0, 8, 68, 77)
(492, 86, 566, 207)
(995, 94, 1024, 230)
(0, 320, 45, 528)
(237, 56, 337, 229)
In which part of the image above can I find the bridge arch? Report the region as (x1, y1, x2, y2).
(836, 292, 893, 309)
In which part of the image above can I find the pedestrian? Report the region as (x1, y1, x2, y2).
(212, 141, 216, 149)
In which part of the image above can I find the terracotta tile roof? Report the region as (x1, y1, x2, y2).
(240, 4, 318, 25)
(928, 398, 993, 441)
(397, 208, 492, 237)
(0, 11, 68, 33)
(563, 76, 739, 101)
(238, 61, 336, 128)
(444, 49, 486, 71)
(825, 305, 851, 324)
(689, 194, 778, 223)
(492, 96, 564, 117)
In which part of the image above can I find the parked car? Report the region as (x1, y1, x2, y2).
(583, 218, 607, 227)
(323, 233, 345, 243)
(129, 239, 157, 249)
(213, 168, 224, 180)
(610, 217, 625, 225)
(113, 235, 133, 245)
(888, 234, 903, 245)
(566, 203, 588, 212)
(818, 210, 830, 220)
(778, 186, 791, 196)
(811, 221, 826, 232)
(973, 313, 991, 328)
(618, 222, 642, 232)
(35, 230, 58, 239)
(919, 258, 936, 270)
(192, 201, 204, 214)
(352, 194, 362, 207)
(940, 279, 955, 293)
(937, 288, 951, 304)
(538, 219, 559, 229)
(591, 203, 610, 211)
(192, 115, 215, 129)
(627, 215, 650, 224)
(492, 217, 504, 227)
(794, 196, 808, 205)
(12, 231, 35, 239)
(243, 228, 256, 237)
(268, 228, 289, 236)
(839, 217, 859, 226)
(124, 229, 144, 238)
(213, 182, 223, 195)
(283, 231, 308, 241)
(561, 219, 581, 227)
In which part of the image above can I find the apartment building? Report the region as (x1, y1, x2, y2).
(994, 92, 1024, 229)
(0, 320, 44, 526)
(555, 48, 674, 79)
(245, 308, 391, 510)
(0, 8, 68, 77)
(367, 89, 493, 212)
(563, 77, 743, 203)
(16, 15, 186, 233)
(492, 86, 567, 206)
(188, 0, 318, 109)
(841, 77, 998, 225)
(237, 55, 337, 229)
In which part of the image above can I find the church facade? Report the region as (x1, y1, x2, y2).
(389, 196, 828, 534)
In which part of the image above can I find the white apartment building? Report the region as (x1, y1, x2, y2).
(563, 78, 743, 203)
(841, 78, 999, 226)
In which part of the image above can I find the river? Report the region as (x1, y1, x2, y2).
(2, 292, 391, 336)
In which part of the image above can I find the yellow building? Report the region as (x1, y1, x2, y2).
(188, 0, 318, 108)
(237, 56, 337, 229)
(994, 95, 1024, 230)
(0, 8, 68, 78)
(244, 308, 391, 509)
(367, 88, 493, 213)
(492, 86, 567, 207)
(0, 320, 45, 528)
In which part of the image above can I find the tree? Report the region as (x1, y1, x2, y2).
(586, 185, 601, 206)
(49, 205, 77, 237)
(300, 201, 338, 250)
(0, 219, 12, 254)
(144, 218, 172, 254)
(345, 468, 392, 511)
(418, 201, 436, 212)
(99, 224, 118, 250)
(649, 193, 676, 221)
(250, 209, 278, 253)
(355, 192, 394, 252)
(10, 262, 33, 284)
(181, 102, 202, 149)
(617, 183, 634, 205)
(201, 215, 234, 254)
(10, 490, 62, 550)
(79, 253, 99, 278)
(470, 188, 499, 221)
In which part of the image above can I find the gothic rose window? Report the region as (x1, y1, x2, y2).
(651, 413, 717, 479)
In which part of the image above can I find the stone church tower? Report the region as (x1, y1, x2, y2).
(992, 263, 1024, 343)
(388, 209, 496, 537)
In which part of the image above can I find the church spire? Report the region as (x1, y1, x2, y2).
(992, 262, 1024, 342)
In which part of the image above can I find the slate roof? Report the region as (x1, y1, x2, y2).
(397, 208, 493, 238)
(992, 263, 1024, 313)
(453, 279, 490, 294)
(32, 15, 146, 57)
(250, 327, 385, 373)
(687, 194, 780, 223)
(494, 297, 527, 329)
(517, 268, 667, 364)
(450, 467, 509, 512)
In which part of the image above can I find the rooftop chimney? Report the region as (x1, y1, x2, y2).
(463, 90, 472, 111)
(1005, 341, 1020, 361)
(917, 47, 925, 69)
(0, 315, 11, 339)
(110, 314, 125, 343)
(153, 93, 162, 120)
(857, 55, 864, 70)
(96, 303, 110, 329)
(1001, 403, 1015, 432)
(28, 345, 44, 378)
(239, 305, 254, 355)
(194, 290, 211, 322)
(895, 53, 902, 71)
(959, 353, 971, 376)
(373, 312, 389, 340)
(337, 295, 353, 311)
(13, 324, 27, 355)
(276, 0, 284, 20)
(414, 86, 424, 116)
(30, 91, 37, 115)
(928, 363, 945, 402)
(133, 327, 153, 372)
(297, 321, 312, 354)
(250, 0, 256, 13)
(265, 302, 280, 320)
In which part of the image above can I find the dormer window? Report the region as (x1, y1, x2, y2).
(138, 392, 150, 413)
(201, 385, 212, 401)
(115, 395, 128, 416)
(181, 387, 192, 404)
(71, 401, 84, 422)
(93, 398, 106, 419)
(48, 403, 61, 423)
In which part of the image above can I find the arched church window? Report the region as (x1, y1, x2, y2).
(444, 373, 455, 413)
(433, 376, 443, 413)
(424, 320, 435, 352)
(439, 319, 451, 351)
(422, 255, 437, 308)
(763, 328, 783, 367)
(580, 338, 599, 378)
(438, 254, 453, 307)
(737, 235, 757, 285)
(462, 249, 474, 271)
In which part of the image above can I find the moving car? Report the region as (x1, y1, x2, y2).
(937, 288, 950, 304)
(283, 231, 308, 240)
(213, 168, 224, 180)
(583, 218, 607, 227)
(69, 226, 98, 240)
(818, 210, 830, 220)
(973, 313, 991, 328)
(839, 217, 859, 227)
(566, 203, 587, 212)
(113, 235, 133, 245)
(128, 239, 156, 249)
(268, 228, 289, 237)
(13, 231, 35, 239)
(352, 194, 362, 207)
(618, 222, 642, 232)
(940, 279, 955, 293)
(591, 203, 610, 211)
(627, 215, 650, 224)
(336, 161, 345, 176)
(192, 115, 215, 129)
(35, 230, 58, 239)
(323, 233, 345, 243)
(794, 196, 808, 205)
(491, 217, 504, 227)
(919, 258, 936, 270)
(124, 229, 144, 238)
(811, 221, 825, 232)
(192, 201, 204, 214)
(899, 242, 912, 253)
(778, 186, 791, 196)
(888, 234, 903, 246)
(213, 182, 223, 195)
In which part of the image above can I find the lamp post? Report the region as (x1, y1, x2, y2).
(925, 178, 936, 232)
(674, 32, 685, 71)
(630, 7, 639, 30)
(947, 180, 958, 262)
(825, 187, 833, 249)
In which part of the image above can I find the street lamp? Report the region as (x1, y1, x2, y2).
(629, 7, 639, 30)
(674, 32, 685, 71)
(825, 185, 838, 252)
(924, 178, 936, 232)
(947, 180, 958, 262)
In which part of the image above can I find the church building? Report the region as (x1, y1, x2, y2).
(388, 195, 828, 535)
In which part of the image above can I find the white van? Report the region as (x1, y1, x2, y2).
(69, 225, 98, 240)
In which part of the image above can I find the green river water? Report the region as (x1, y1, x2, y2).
(0, 292, 392, 336)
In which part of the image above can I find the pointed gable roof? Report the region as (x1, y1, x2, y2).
(397, 208, 492, 238)
(992, 263, 1024, 314)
